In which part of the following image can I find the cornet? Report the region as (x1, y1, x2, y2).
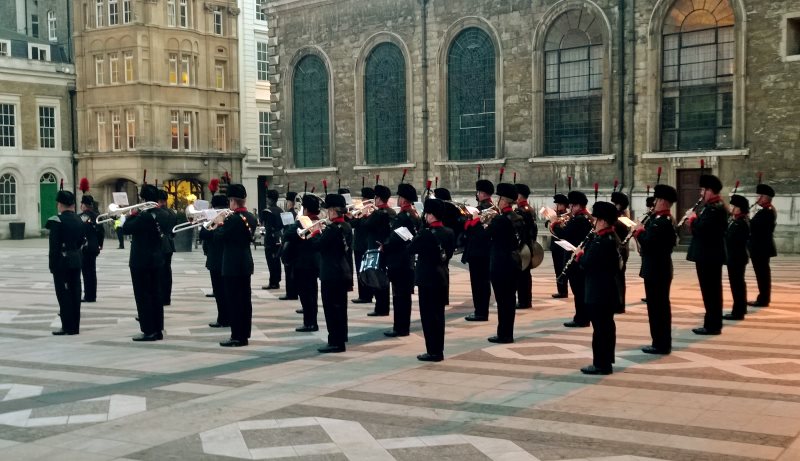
(97, 202, 158, 224)
(350, 200, 375, 219)
(296, 216, 329, 239)
(205, 209, 234, 230)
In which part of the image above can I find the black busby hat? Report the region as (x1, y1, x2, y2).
(645, 196, 656, 208)
(591, 201, 618, 224)
(56, 190, 76, 206)
(756, 184, 775, 197)
(475, 179, 494, 195)
(553, 193, 569, 205)
(496, 183, 517, 201)
(374, 184, 391, 202)
(515, 183, 531, 199)
(360, 187, 375, 200)
(286, 191, 298, 202)
(567, 190, 588, 207)
(337, 188, 350, 195)
(211, 194, 229, 208)
(227, 184, 247, 199)
(140, 184, 159, 202)
(653, 184, 678, 204)
(301, 194, 320, 213)
(433, 187, 452, 201)
(610, 191, 629, 210)
(157, 189, 168, 201)
(266, 190, 279, 202)
(323, 193, 347, 209)
(81, 194, 94, 206)
(423, 198, 445, 220)
(730, 194, 749, 211)
(396, 183, 418, 203)
(699, 174, 722, 194)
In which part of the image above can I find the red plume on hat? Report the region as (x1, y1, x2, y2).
(209, 178, 220, 194)
(79, 177, 90, 193)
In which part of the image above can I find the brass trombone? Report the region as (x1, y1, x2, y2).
(172, 208, 232, 233)
(97, 202, 158, 224)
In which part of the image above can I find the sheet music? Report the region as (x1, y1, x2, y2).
(617, 216, 636, 228)
(280, 212, 295, 226)
(342, 193, 353, 205)
(112, 192, 129, 206)
(556, 240, 577, 252)
(394, 226, 414, 241)
(193, 200, 210, 211)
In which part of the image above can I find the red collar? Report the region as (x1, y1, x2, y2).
(596, 227, 616, 236)
(574, 208, 590, 216)
(331, 217, 345, 224)
(654, 209, 671, 217)
(733, 212, 748, 220)
(517, 200, 529, 208)
(705, 195, 723, 205)
(376, 202, 390, 209)
(234, 207, 248, 213)
(429, 221, 443, 228)
(400, 203, 414, 213)
(501, 206, 513, 213)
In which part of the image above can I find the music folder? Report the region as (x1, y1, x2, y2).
(555, 240, 577, 252)
(394, 227, 414, 241)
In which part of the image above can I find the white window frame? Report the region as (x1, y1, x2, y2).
(0, 96, 20, 149)
(97, 112, 107, 151)
(96, 0, 105, 27)
(0, 173, 17, 216)
(183, 111, 192, 151)
(215, 63, 224, 90)
(126, 110, 136, 150)
(109, 52, 119, 84)
(170, 111, 179, 151)
(167, 0, 176, 27)
(109, 0, 119, 25)
(111, 111, 121, 151)
(37, 100, 60, 150)
(124, 51, 134, 82)
(28, 44, 49, 61)
(213, 10, 223, 35)
(180, 54, 190, 86)
(168, 53, 177, 85)
(0, 40, 9, 56)
(48, 10, 57, 41)
(256, 0, 267, 22)
(259, 111, 272, 159)
(179, 0, 188, 28)
(257, 41, 268, 81)
(215, 114, 226, 151)
(123, 0, 133, 23)
(95, 55, 105, 85)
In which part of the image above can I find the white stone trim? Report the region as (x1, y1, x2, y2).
(353, 163, 415, 171)
(434, 158, 506, 167)
(641, 149, 749, 160)
(284, 166, 338, 174)
(528, 154, 615, 163)
(0, 94, 21, 150)
(781, 12, 800, 62)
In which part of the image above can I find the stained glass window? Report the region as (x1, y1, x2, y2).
(292, 55, 329, 168)
(365, 43, 406, 165)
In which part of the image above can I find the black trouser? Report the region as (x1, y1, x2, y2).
(295, 267, 319, 326)
(617, 258, 628, 313)
(283, 263, 297, 298)
(588, 302, 616, 369)
(54, 269, 82, 333)
(353, 249, 373, 302)
(389, 267, 414, 334)
(751, 256, 771, 304)
(117, 229, 125, 248)
(372, 282, 390, 315)
(418, 285, 445, 357)
(567, 267, 589, 325)
(552, 250, 568, 295)
(516, 268, 532, 308)
(321, 280, 348, 346)
(644, 276, 672, 351)
(696, 262, 723, 331)
(130, 266, 163, 335)
(81, 251, 98, 301)
(468, 256, 491, 318)
(209, 269, 228, 325)
(224, 275, 252, 341)
(265, 245, 281, 286)
(492, 272, 518, 340)
(160, 253, 173, 306)
(727, 263, 748, 317)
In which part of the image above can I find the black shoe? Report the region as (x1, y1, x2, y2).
(205, 293, 215, 298)
(351, 298, 373, 304)
(515, 304, 532, 310)
(132, 333, 159, 342)
(581, 365, 613, 375)
(220, 338, 248, 347)
(208, 322, 229, 328)
(52, 329, 78, 336)
(279, 295, 299, 301)
(367, 311, 389, 317)
(117, 246, 124, 249)
(487, 336, 514, 344)
(134, 316, 139, 321)
(465, 314, 488, 322)
(551, 293, 568, 299)
(641, 298, 648, 303)
(295, 325, 319, 332)
(641, 346, 671, 355)
(747, 300, 769, 307)
(295, 309, 304, 314)
(262, 284, 280, 290)
(417, 353, 444, 362)
(384, 330, 409, 337)
(723, 313, 745, 320)
(318, 344, 346, 353)
(692, 327, 721, 335)
(82, 299, 96, 303)
(564, 321, 590, 328)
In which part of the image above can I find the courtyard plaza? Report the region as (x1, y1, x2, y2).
(0, 238, 798, 461)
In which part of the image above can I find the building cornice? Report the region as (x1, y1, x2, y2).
(266, 0, 337, 14)
(0, 62, 75, 87)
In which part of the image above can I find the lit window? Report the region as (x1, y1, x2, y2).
(180, 54, 190, 85)
(215, 62, 224, 89)
(110, 53, 119, 84)
(183, 112, 192, 150)
(124, 51, 134, 81)
(259, 111, 272, 159)
(48, 11, 57, 41)
(168, 53, 177, 84)
(215, 115, 226, 151)
(123, 0, 132, 23)
(170, 111, 179, 150)
(96, 0, 104, 27)
(126, 110, 136, 150)
(97, 112, 107, 151)
(95, 55, 105, 85)
(111, 112, 121, 151)
(39, 106, 57, 149)
(179, 0, 188, 28)
(257, 41, 268, 81)
(213, 10, 223, 35)
(167, 0, 176, 27)
(0, 174, 16, 215)
(109, 0, 119, 25)
(0, 103, 16, 147)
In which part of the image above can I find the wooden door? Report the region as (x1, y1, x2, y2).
(676, 168, 702, 243)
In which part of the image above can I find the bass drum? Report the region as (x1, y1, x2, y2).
(529, 241, 545, 269)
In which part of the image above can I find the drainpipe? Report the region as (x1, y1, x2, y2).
(419, 0, 429, 185)
(69, 87, 78, 195)
(617, 0, 626, 190)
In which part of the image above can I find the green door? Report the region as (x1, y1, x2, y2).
(39, 174, 58, 229)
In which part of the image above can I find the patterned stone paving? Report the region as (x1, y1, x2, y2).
(0, 238, 798, 460)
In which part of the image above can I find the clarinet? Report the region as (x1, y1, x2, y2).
(676, 196, 703, 228)
(556, 229, 596, 282)
(621, 210, 653, 246)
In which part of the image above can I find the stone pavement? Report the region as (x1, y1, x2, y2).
(0, 238, 799, 461)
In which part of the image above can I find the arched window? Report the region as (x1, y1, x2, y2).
(544, 8, 605, 155)
(364, 43, 406, 165)
(661, 0, 734, 151)
(447, 28, 495, 161)
(40, 173, 57, 183)
(292, 55, 329, 168)
(0, 173, 17, 215)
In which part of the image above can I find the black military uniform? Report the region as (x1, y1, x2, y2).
(487, 183, 525, 343)
(725, 194, 750, 320)
(383, 184, 421, 336)
(748, 184, 777, 307)
(549, 194, 570, 298)
(636, 185, 678, 354)
(514, 184, 537, 310)
(315, 194, 354, 353)
(361, 185, 396, 316)
(79, 194, 104, 303)
(261, 189, 284, 290)
(287, 194, 322, 330)
(410, 199, 455, 361)
(350, 187, 375, 304)
(551, 191, 593, 327)
(280, 191, 299, 301)
(434, 187, 465, 249)
(49, 190, 86, 335)
(579, 202, 622, 375)
(123, 185, 165, 341)
(687, 175, 727, 335)
(215, 185, 257, 346)
(199, 194, 230, 328)
(155, 190, 177, 306)
(610, 191, 630, 313)
(463, 179, 494, 321)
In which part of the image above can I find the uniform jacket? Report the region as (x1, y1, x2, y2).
(280, 222, 300, 265)
(284, 214, 321, 274)
(123, 209, 164, 269)
(725, 215, 750, 266)
(487, 207, 524, 275)
(409, 222, 455, 288)
(552, 210, 593, 247)
(636, 212, 676, 279)
(383, 207, 421, 272)
(362, 206, 396, 252)
(260, 205, 284, 248)
(199, 224, 223, 272)
(313, 219, 353, 284)
(80, 209, 105, 255)
(547, 212, 568, 262)
(515, 201, 537, 269)
(154, 207, 177, 254)
(47, 210, 86, 273)
(580, 227, 622, 308)
(461, 199, 493, 263)
(749, 206, 777, 257)
(687, 199, 727, 265)
(613, 217, 630, 263)
(214, 208, 257, 277)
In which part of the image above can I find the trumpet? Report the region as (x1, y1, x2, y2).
(296, 216, 330, 239)
(206, 209, 234, 230)
(97, 201, 158, 224)
(350, 200, 375, 219)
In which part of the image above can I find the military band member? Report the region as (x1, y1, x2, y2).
(156, 189, 177, 306)
(463, 179, 494, 322)
(200, 194, 231, 328)
(290, 194, 323, 331)
(434, 187, 465, 247)
(610, 191, 630, 313)
(514, 183, 537, 310)
(748, 184, 777, 307)
(382, 184, 421, 337)
(724, 194, 750, 320)
(409, 199, 455, 361)
(550, 191, 593, 327)
(487, 183, 525, 343)
(635, 184, 678, 354)
(639, 195, 656, 304)
(279, 191, 299, 301)
(261, 189, 284, 290)
(362, 184, 395, 316)
(216, 184, 257, 347)
(123, 185, 165, 341)
(576, 201, 622, 375)
(549, 194, 570, 298)
(49, 190, 85, 335)
(351, 187, 376, 304)
(687, 174, 727, 335)
(79, 194, 104, 303)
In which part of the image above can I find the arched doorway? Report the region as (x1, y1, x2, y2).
(39, 173, 58, 228)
